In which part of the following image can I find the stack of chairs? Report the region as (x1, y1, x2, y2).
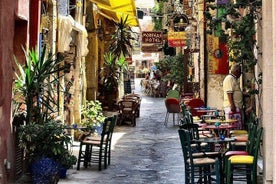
(118, 93, 141, 126)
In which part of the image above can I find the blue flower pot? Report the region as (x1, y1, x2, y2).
(59, 167, 67, 179)
(31, 157, 59, 184)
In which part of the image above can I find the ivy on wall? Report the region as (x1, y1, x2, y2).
(204, 0, 262, 118)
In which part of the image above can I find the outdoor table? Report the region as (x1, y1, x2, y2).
(203, 124, 238, 138)
(194, 107, 217, 114)
(204, 118, 238, 124)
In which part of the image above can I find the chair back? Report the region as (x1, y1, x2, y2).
(186, 98, 205, 116)
(166, 89, 180, 99)
(178, 129, 194, 167)
(165, 98, 180, 113)
(180, 104, 193, 125)
(179, 123, 200, 140)
(246, 122, 258, 153)
(250, 127, 263, 164)
(101, 116, 117, 143)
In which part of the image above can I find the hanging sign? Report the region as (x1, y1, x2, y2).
(167, 31, 186, 47)
(141, 31, 163, 44)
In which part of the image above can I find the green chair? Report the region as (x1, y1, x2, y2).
(225, 127, 263, 184)
(166, 89, 180, 99)
(178, 129, 221, 184)
(77, 115, 117, 171)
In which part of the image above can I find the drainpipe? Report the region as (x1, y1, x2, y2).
(203, 0, 208, 105)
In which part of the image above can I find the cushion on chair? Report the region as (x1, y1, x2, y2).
(230, 130, 248, 135)
(189, 157, 216, 165)
(192, 151, 220, 158)
(225, 150, 248, 157)
(229, 155, 254, 164)
(232, 135, 248, 142)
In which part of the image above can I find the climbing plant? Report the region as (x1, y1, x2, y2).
(204, 0, 262, 118)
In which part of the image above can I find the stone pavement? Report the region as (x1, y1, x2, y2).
(60, 81, 185, 184)
(59, 79, 263, 184)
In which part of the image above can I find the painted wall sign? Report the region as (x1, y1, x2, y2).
(168, 31, 186, 47)
(207, 34, 229, 74)
(141, 31, 163, 44)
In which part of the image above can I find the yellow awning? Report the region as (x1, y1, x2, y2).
(90, 0, 139, 27)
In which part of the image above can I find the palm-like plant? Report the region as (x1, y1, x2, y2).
(100, 53, 128, 95)
(109, 16, 137, 60)
(14, 46, 69, 124)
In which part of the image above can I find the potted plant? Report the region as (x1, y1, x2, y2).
(99, 53, 129, 110)
(99, 16, 137, 110)
(58, 151, 77, 178)
(79, 100, 106, 135)
(18, 120, 77, 182)
(13, 45, 74, 183)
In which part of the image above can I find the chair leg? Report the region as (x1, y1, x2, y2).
(77, 142, 83, 170)
(164, 112, 169, 126)
(173, 113, 175, 125)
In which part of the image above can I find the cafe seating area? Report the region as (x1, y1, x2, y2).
(177, 99, 263, 183)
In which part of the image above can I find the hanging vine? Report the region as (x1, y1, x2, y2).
(204, 0, 262, 118)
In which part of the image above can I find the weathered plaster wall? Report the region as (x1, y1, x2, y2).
(207, 75, 225, 109)
(0, 0, 17, 183)
(0, 0, 31, 182)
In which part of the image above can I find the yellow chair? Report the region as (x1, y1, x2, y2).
(225, 127, 263, 184)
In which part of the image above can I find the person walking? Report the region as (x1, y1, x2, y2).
(223, 63, 243, 129)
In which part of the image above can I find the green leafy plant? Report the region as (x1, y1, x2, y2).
(18, 120, 74, 163)
(81, 100, 106, 131)
(100, 53, 129, 95)
(109, 16, 137, 60)
(156, 53, 185, 92)
(204, 0, 262, 118)
(14, 46, 69, 124)
(13, 45, 75, 175)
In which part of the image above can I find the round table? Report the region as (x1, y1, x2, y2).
(203, 124, 238, 138)
(204, 118, 238, 124)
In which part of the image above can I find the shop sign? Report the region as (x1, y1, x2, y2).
(167, 31, 186, 47)
(141, 31, 163, 44)
(141, 44, 159, 52)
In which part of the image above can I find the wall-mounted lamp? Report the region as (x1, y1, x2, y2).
(96, 20, 104, 41)
(188, 0, 193, 8)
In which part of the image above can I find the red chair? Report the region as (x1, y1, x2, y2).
(164, 98, 181, 126)
(186, 98, 205, 117)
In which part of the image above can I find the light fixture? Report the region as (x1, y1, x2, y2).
(188, 0, 193, 8)
(96, 20, 104, 41)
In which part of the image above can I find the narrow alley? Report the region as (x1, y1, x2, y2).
(59, 79, 185, 184)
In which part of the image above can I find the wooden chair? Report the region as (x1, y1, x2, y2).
(76, 116, 117, 171)
(178, 129, 221, 184)
(118, 99, 138, 126)
(123, 93, 141, 117)
(225, 127, 263, 184)
(164, 97, 181, 126)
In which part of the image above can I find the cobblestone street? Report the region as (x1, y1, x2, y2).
(59, 80, 185, 184)
(59, 79, 262, 184)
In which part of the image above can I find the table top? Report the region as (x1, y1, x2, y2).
(194, 108, 217, 113)
(193, 137, 236, 144)
(204, 118, 238, 124)
(204, 124, 238, 130)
